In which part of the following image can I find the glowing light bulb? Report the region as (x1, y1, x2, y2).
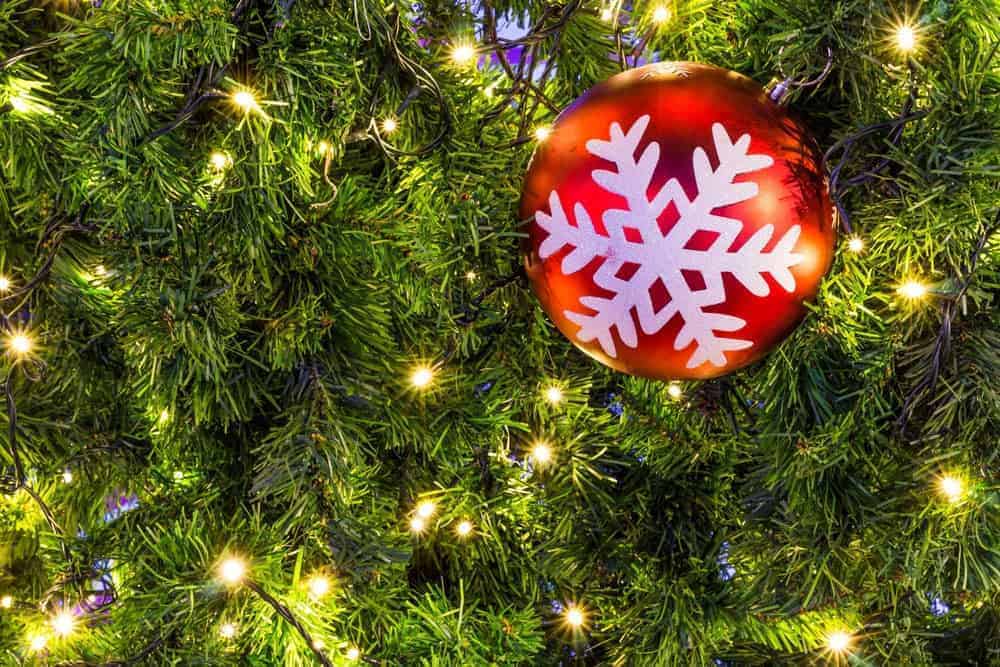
(667, 383, 683, 399)
(382, 118, 398, 134)
(531, 441, 553, 465)
(9, 96, 30, 113)
(209, 151, 231, 171)
(0, 276, 10, 292)
(846, 236, 864, 253)
(29, 634, 48, 652)
(6, 333, 32, 356)
(483, 85, 495, 98)
(51, 611, 75, 637)
(466, 270, 477, 281)
(62, 469, 73, 484)
(308, 575, 331, 598)
(409, 516, 426, 533)
(316, 140, 331, 155)
(896, 25, 916, 53)
(600, 7, 613, 21)
(652, 6, 670, 23)
(534, 126, 552, 141)
(938, 475, 964, 502)
(456, 520, 474, 537)
(173, 470, 184, 480)
(219, 622, 237, 639)
(897, 280, 928, 300)
(346, 646, 361, 660)
(218, 557, 247, 584)
(826, 630, 851, 652)
(451, 44, 476, 65)
(1, 595, 12, 608)
(232, 90, 258, 112)
(544, 386, 563, 405)
(564, 605, 585, 628)
(416, 500, 436, 519)
(411, 366, 434, 388)
(158, 409, 170, 424)
(313, 639, 326, 650)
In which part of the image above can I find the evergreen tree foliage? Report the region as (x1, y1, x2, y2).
(0, 0, 998, 663)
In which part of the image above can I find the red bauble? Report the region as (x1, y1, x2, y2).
(521, 62, 836, 380)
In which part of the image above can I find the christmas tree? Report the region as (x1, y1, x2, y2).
(1, 0, 998, 663)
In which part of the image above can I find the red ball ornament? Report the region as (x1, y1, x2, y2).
(521, 62, 836, 380)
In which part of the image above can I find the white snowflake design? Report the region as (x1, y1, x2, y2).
(535, 114, 803, 369)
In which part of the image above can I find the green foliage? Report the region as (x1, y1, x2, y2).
(0, 0, 997, 664)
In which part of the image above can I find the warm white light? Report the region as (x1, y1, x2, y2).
(382, 118, 398, 134)
(826, 630, 851, 652)
(219, 622, 237, 639)
(939, 475, 964, 502)
(465, 270, 477, 281)
(846, 236, 864, 253)
(219, 557, 247, 584)
(456, 520, 474, 537)
(308, 575, 331, 598)
(0, 276, 10, 292)
(0, 595, 11, 608)
(564, 606, 585, 628)
(897, 280, 928, 300)
(158, 409, 170, 424)
(416, 500, 437, 519)
(346, 646, 361, 660)
(600, 7, 613, 21)
(209, 152, 231, 171)
(409, 516, 426, 533)
(232, 90, 258, 112)
(51, 611, 75, 637)
(451, 44, 476, 65)
(62, 469, 73, 484)
(9, 96, 30, 113)
(312, 639, 326, 650)
(531, 441, 553, 465)
(411, 366, 434, 388)
(316, 140, 331, 155)
(6, 333, 32, 356)
(544, 386, 563, 405)
(652, 6, 670, 23)
(534, 126, 552, 141)
(896, 25, 916, 53)
(29, 634, 48, 652)
(667, 383, 683, 399)
(173, 470, 184, 480)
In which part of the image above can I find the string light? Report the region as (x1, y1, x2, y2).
(530, 441, 553, 466)
(451, 44, 476, 66)
(209, 151, 232, 171)
(895, 24, 916, 53)
(232, 90, 259, 113)
(29, 634, 49, 652)
(0, 276, 10, 292)
(600, 7, 613, 21)
(846, 236, 864, 253)
(455, 520, 474, 537)
(173, 470, 184, 480)
(465, 270, 477, 282)
(312, 639, 326, 650)
(897, 280, 928, 300)
(62, 469, 73, 484)
(826, 630, 852, 652)
(483, 84, 496, 98)
(308, 575, 331, 599)
(410, 366, 434, 388)
(652, 6, 671, 23)
(416, 500, 437, 519)
(938, 475, 964, 503)
(667, 383, 683, 400)
(316, 140, 332, 156)
(51, 611, 75, 637)
(409, 516, 426, 533)
(346, 646, 361, 661)
(564, 605, 586, 628)
(5, 332, 32, 357)
(218, 557, 247, 585)
(219, 622, 238, 639)
(544, 386, 563, 405)
(158, 409, 170, 424)
(1, 595, 12, 608)
(9, 96, 30, 113)
(382, 118, 398, 134)
(534, 126, 552, 141)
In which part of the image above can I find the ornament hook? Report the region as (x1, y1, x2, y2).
(769, 44, 834, 104)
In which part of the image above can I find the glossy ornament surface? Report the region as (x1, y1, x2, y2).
(521, 62, 836, 380)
